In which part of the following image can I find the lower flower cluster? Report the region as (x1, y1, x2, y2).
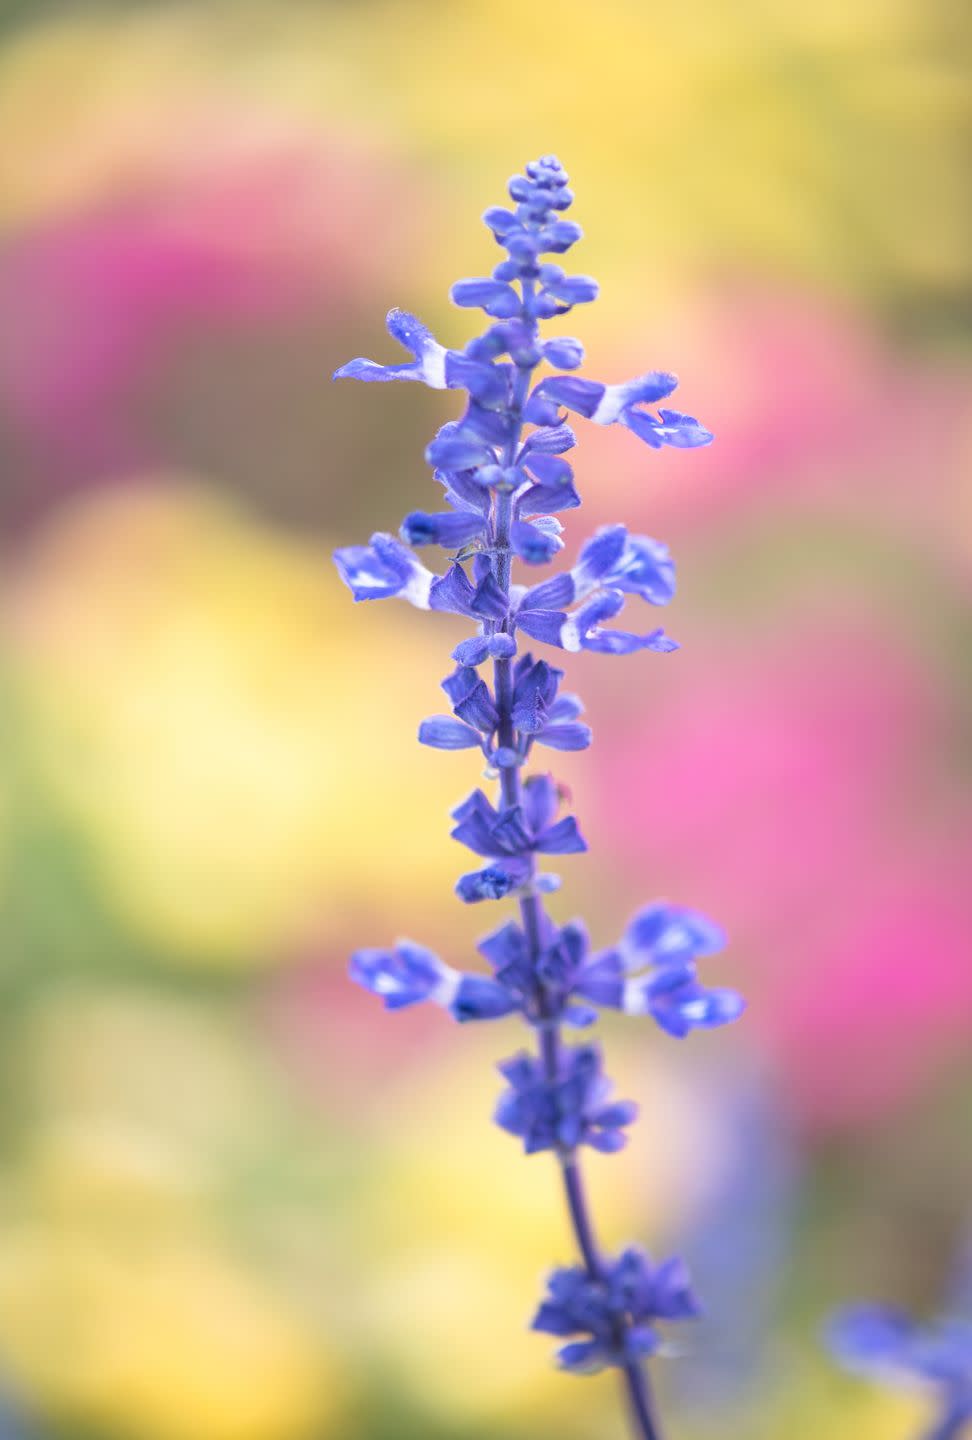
(495, 1044, 637, 1155)
(533, 1248, 702, 1374)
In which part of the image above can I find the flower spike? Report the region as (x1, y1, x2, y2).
(334, 156, 741, 1440)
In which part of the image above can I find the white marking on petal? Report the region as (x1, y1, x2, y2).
(569, 564, 596, 602)
(591, 385, 624, 425)
(560, 616, 582, 652)
(616, 935, 642, 972)
(422, 342, 449, 390)
(431, 964, 462, 1008)
(622, 979, 649, 1014)
(402, 565, 434, 609)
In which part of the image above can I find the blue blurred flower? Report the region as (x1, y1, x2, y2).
(829, 1302, 972, 1440)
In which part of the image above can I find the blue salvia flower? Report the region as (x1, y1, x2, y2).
(335, 155, 744, 1440)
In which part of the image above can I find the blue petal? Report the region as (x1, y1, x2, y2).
(332, 357, 422, 384)
(522, 774, 559, 835)
(518, 479, 582, 516)
(333, 543, 405, 601)
(539, 220, 583, 252)
(441, 663, 478, 705)
(334, 535, 430, 606)
(477, 920, 527, 971)
(451, 812, 502, 857)
(522, 452, 574, 485)
(542, 338, 585, 369)
(624, 1326, 662, 1361)
(655, 408, 715, 447)
(455, 860, 530, 903)
(452, 635, 490, 667)
(556, 1339, 606, 1372)
(418, 716, 482, 750)
(621, 406, 714, 449)
(400, 510, 485, 548)
(349, 941, 448, 1010)
(333, 309, 448, 388)
(651, 1257, 704, 1320)
(536, 722, 592, 751)
(522, 393, 563, 427)
(453, 679, 499, 734)
(435, 468, 491, 514)
(451, 975, 519, 1022)
(644, 976, 745, 1037)
(574, 952, 625, 1009)
(536, 375, 605, 418)
(606, 535, 676, 606)
(426, 435, 495, 470)
(470, 572, 508, 620)
(511, 657, 558, 733)
(444, 352, 509, 405)
(593, 372, 679, 422)
(535, 815, 588, 855)
(532, 1301, 577, 1337)
(385, 307, 438, 359)
(580, 626, 679, 656)
(429, 562, 478, 616)
(544, 274, 599, 305)
(571, 588, 627, 632)
(625, 903, 727, 964)
(482, 205, 519, 236)
(547, 692, 584, 722)
(489, 633, 517, 658)
(521, 573, 576, 610)
(516, 608, 567, 647)
(593, 1100, 639, 1133)
(828, 1306, 916, 1377)
(491, 805, 533, 854)
(451, 278, 522, 318)
(572, 525, 629, 590)
(521, 422, 577, 454)
(511, 520, 563, 565)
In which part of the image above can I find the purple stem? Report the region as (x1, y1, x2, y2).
(487, 286, 662, 1440)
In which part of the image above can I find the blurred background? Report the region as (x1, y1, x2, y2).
(0, 2, 970, 1437)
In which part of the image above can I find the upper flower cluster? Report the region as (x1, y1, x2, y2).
(334, 155, 713, 669)
(353, 899, 742, 1035)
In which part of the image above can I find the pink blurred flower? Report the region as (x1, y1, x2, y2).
(584, 287, 970, 573)
(584, 615, 972, 1132)
(0, 135, 420, 521)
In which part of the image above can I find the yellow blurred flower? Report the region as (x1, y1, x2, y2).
(0, 0, 965, 309)
(762, 1368, 928, 1440)
(5, 482, 465, 964)
(0, 1228, 328, 1440)
(0, 987, 342, 1440)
